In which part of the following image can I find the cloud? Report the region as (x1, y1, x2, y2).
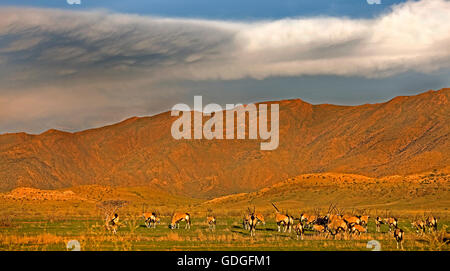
(0, 0, 449, 133)
(1, 0, 449, 83)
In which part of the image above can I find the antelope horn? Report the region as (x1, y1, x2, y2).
(271, 202, 280, 212)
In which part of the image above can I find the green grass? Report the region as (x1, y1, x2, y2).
(1, 217, 448, 251)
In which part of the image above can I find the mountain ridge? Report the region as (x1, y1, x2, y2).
(0, 88, 449, 198)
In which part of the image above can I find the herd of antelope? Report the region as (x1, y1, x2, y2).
(109, 203, 442, 250)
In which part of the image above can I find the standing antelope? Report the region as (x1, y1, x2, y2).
(275, 213, 290, 232)
(108, 213, 120, 234)
(351, 225, 367, 236)
(170, 212, 191, 230)
(243, 212, 265, 230)
(359, 216, 370, 227)
(426, 216, 438, 232)
(207, 216, 216, 231)
(393, 228, 404, 250)
(293, 222, 304, 240)
(272, 203, 290, 232)
(243, 214, 251, 230)
(375, 216, 384, 232)
(384, 217, 398, 232)
(411, 218, 426, 234)
(300, 213, 317, 226)
(246, 207, 259, 237)
(327, 218, 348, 238)
(343, 215, 361, 228)
(143, 212, 160, 228)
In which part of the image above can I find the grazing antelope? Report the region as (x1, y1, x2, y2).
(272, 203, 290, 232)
(343, 215, 361, 228)
(359, 215, 370, 227)
(393, 228, 404, 250)
(384, 217, 398, 232)
(351, 225, 367, 236)
(411, 219, 426, 234)
(255, 213, 266, 226)
(327, 218, 348, 238)
(142, 212, 160, 228)
(170, 212, 191, 230)
(426, 216, 438, 232)
(375, 216, 384, 233)
(293, 222, 304, 240)
(312, 224, 327, 236)
(207, 216, 216, 231)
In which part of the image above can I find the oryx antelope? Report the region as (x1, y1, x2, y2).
(350, 224, 367, 236)
(343, 215, 361, 228)
(255, 213, 266, 226)
(243, 212, 265, 230)
(312, 224, 327, 236)
(207, 216, 216, 231)
(411, 219, 426, 234)
(170, 212, 191, 230)
(359, 215, 370, 227)
(243, 214, 251, 230)
(300, 213, 317, 226)
(246, 207, 259, 237)
(375, 216, 384, 232)
(271, 203, 291, 232)
(142, 212, 160, 228)
(426, 216, 438, 232)
(384, 217, 398, 232)
(293, 222, 304, 240)
(326, 218, 348, 238)
(393, 228, 404, 250)
(108, 213, 120, 234)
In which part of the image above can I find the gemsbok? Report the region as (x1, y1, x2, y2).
(343, 215, 361, 228)
(426, 216, 438, 232)
(384, 217, 398, 233)
(255, 213, 266, 226)
(142, 212, 160, 228)
(243, 214, 251, 230)
(300, 213, 317, 227)
(243, 212, 265, 230)
(375, 216, 384, 233)
(246, 207, 259, 237)
(312, 224, 327, 236)
(327, 218, 348, 239)
(293, 222, 304, 240)
(207, 216, 216, 231)
(170, 212, 191, 230)
(359, 215, 370, 227)
(108, 213, 120, 234)
(411, 218, 426, 234)
(272, 203, 290, 232)
(393, 228, 404, 250)
(350, 224, 367, 236)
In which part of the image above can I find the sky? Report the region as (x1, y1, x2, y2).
(0, 0, 449, 134)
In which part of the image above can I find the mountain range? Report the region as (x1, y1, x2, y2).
(0, 88, 448, 198)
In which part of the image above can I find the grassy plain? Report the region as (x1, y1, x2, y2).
(1, 172, 449, 251)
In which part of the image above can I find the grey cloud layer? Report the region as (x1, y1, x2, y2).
(0, 0, 449, 133)
(1, 0, 449, 84)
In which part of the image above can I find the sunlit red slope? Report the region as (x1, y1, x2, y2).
(0, 88, 448, 197)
